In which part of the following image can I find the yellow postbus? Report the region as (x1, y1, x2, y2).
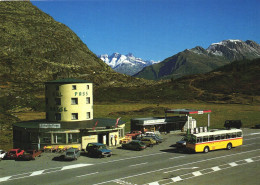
(186, 129, 243, 153)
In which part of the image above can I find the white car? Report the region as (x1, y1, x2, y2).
(0, 150, 7, 160)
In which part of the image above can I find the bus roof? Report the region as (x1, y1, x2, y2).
(192, 129, 242, 137)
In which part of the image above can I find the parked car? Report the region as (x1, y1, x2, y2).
(16, 150, 42, 161)
(5, 148, 24, 159)
(121, 140, 147, 151)
(144, 135, 163, 143)
(86, 143, 112, 158)
(176, 136, 188, 149)
(0, 150, 6, 160)
(224, 120, 242, 129)
(126, 131, 142, 139)
(64, 148, 81, 160)
(140, 137, 157, 147)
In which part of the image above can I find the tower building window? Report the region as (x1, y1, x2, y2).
(72, 85, 77, 90)
(71, 113, 78, 120)
(71, 98, 78, 105)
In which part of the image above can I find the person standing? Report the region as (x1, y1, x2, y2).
(110, 135, 113, 146)
(114, 134, 118, 146)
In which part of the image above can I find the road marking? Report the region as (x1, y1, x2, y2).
(61, 163, 93, 170)
(93, 149, 260, 185)
(211, 166, 221, 171)
(76, 172, 99, 178)
(245, 158, 253, 163)
(229, 162, 238, 167)
(0, 176, 12, 182)
(150, 156, 260, 185)
(164, 167, 199, 174)
(247, 132, 260, 135)
(148, 182, 160, 185)
(244, 137, 260, 140)
(192, 171, 202, 176)
(169, 156, 185, 160)
(129, 162, 148, 167)
(30, 170, 45, 176)
(171, 176, 182, 182)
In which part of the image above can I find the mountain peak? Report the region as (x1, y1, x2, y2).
(98, 53, 160, 76)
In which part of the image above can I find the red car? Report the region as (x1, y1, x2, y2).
(126, 131, 142, 139)
(5, 148, 24, 159)
(17, 150, 42, 161)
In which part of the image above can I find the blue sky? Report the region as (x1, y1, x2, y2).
(32, 0, 260, 61)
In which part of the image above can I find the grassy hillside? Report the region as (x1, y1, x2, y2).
(134, 49, 229, 80)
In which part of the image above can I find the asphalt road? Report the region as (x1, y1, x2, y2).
(1, 128, 259, 185)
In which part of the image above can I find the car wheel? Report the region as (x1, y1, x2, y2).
(227, 143, 232, 150)
(204, 146, 209, 153)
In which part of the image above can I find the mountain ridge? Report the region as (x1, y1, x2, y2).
(98, 53, 160, 75)
(134, 39, 260, 80)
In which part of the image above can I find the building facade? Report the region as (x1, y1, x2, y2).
(13, 79, 125, 151)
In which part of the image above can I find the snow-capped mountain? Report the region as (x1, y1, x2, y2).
(98, 53, 160, 76)
(135, 39, 260, 80)
(191, 39, 260, 60)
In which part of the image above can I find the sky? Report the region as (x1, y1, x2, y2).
(31, 0, 260, 61)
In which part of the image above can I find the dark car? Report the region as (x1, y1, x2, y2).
(17, 150, 42, 161)
(64, 148, 81, 160)
(86, 143, 112, 158)
(176, 136, 188, 149)
(122, 140, 147, 151)
(5, 148, 25, 160)
(224, 120, 242, 129)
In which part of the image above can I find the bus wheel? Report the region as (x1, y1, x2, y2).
(227, 143, 232, 150)
(204, 146, 209, 153)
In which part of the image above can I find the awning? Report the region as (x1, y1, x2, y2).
(165, 109, 211, 115)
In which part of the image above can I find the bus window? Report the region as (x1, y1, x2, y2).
(226, 134, 231, 139)
(197, 137, 202, 143)
(203, 136, 208, 142)
(209, 135, 214, 141)
(237, 132, 242, 137)
(231, 133, 236, 138)
(221, 134, 226, 139)
(215, 135, 221, 140)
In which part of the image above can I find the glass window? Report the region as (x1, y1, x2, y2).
(237, 132, 242, 137)
(86, 97, 90, 104)
(40, 133, 51, 144)
(209, 135, 214, 141)
(197, 137, 202, 143)
(55, 98, 61, 105)
(86, 112, 91, 119)
(55, 113, 61, 121)
(71, 98, 78, 105)
(72, 85, 77, 90)
(68, 133, 79, 143)
(231, 133, 237, 138)
(202, 136, 208, 142)
(215, 135, 221, 140)
(226, 134, 231, 139)
(71, 113, 78, 120)
(221, 134, 226, 139)
(86, 85, 89, 89)
(53, 133, 66, 144)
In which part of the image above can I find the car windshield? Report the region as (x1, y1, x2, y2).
(66, 152, 74, 156)
(98, 145, 106, 150)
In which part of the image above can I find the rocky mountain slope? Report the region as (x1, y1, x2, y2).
(98, 53, 159, 75)
(134, 40, 260, 80)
